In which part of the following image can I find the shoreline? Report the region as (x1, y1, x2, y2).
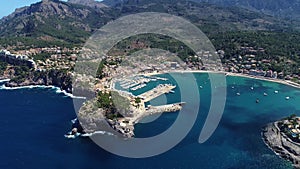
(144, 70, 300, 90)
(68, 71, 300, 138)
(224, 72, 300, 90)
(1, 70, 299, 99)
(1, 70, 299, 100)
(0, 79, 10, 83)
(0, 81, 86, 99)
(262, 122, 300, 168)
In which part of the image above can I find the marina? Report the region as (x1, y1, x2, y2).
(137, 84, 176, 102)
(130, 83, 147, 91)
(106, 80, 180, 137)
(119, 75, 168, 90)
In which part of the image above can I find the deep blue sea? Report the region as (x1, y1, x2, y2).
(1, 73, 299, 169)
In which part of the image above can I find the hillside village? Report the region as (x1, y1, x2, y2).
(1, 43, 300, 88)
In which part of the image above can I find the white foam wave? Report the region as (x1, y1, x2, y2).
(0, 84, 86, 99)
(64, 134, 76, 139)
(64, 132, 81, 139)
(81, 133, 94, 137)
(54, 87, 86, 99)
(71, 118, 78, 124)
(0, 79, 10, 83)
(64, 130, 115, 139)
(81, 131, 115, 137)
(0, 84, 55, 90)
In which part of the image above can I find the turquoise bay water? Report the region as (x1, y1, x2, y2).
(1, 73, 299, 169)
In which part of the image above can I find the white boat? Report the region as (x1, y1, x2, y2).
(236, 92, 241, 96)
(263, 93, 268, 96)
(250, 87, 254, 90)
(131, 83, 147, 91)
(274, 90, 279, 94)
(286, 96, 290, 100)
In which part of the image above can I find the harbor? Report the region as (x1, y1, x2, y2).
(137, 84, 176, 102)
(106, 80, 182, 138)
(118, 75, 168, 90)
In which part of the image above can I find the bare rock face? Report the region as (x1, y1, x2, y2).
(68, 0, 108, 9)
(262, 123, 300, 169)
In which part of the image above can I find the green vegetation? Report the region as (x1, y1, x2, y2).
(108, 33, 196, 61)
(1, 0, 300, 88)
(96, 91, 130, 120)
(0, 61, 7, 75)
(107, 29, 300, 77)
(3, 0, 293, 50)
(111, 91, 130, 114)
(279, 114, 300, 143)
(0, 37, 77, 50)
(34, 16, 91, 44)
(209, 31, 300, 74)
(10, 66, 31, 83)
(135, 97, 142, 104)
(97, 91, 112, 109)
(96, 60, 106, 79)
(32, 53, 51, 61)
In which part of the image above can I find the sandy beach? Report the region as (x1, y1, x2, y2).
(143, 70, 300, 90)
(224, 72, 300, 90)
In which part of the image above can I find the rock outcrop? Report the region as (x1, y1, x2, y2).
(262, 122, 300, 168)
(5, 69, 73, 93)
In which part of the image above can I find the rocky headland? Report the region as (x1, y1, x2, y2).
(262, 120, 300, 168)
(2, 69, 73, 93)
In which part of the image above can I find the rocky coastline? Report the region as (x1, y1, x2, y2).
(0, 69, 73, 94)
(262, 122, 300, 168)
(4, 79, 71, 93)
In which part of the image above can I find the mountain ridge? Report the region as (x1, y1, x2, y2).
(0, 0, 115, 46)
(192, 0, 300, 20)
(101, 0, 300, 20)
(0, 0, 298, 48)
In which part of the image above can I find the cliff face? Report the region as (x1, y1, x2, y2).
(262, 123, 300, 168)
(6, 69, 73, 93)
